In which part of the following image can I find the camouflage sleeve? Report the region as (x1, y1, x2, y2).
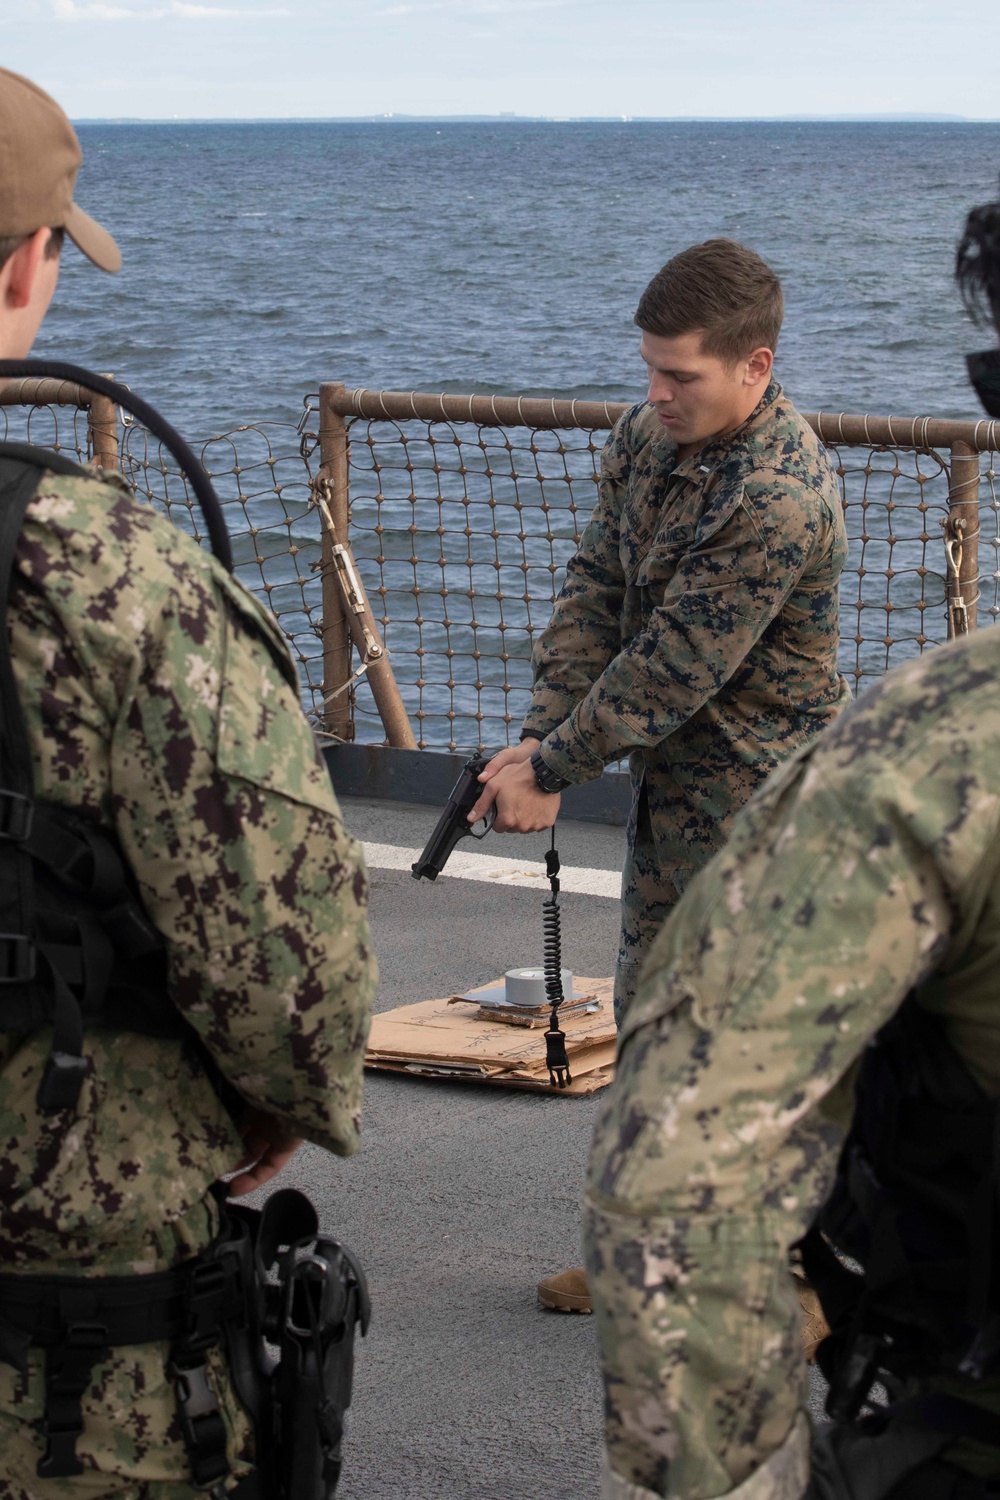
(19, 478, 375, 1159)
(114, 567, 375, 1159)
(537, 478, 836, 783)
(583, 648, 999, 1494)
(520, 417, 630, 741)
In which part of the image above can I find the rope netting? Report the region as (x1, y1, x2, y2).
(0, 392, 996, 754)
(0, 400, 92, 459)
(977, 453, 1000, 622)
(340, 415, 597, 751)
(338, 412, 968, 751)
(0, 397, 330, 716)
(823, 441, 953, 686)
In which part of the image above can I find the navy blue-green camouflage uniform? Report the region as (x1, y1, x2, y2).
(0, 466, 375, 1498)
(586, 625, 1000, 1499)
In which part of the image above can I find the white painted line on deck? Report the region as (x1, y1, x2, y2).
(362, 842, 622, 900)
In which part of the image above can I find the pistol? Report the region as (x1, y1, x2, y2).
(411, 753, 496, 880)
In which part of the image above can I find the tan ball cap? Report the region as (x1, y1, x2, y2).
(0, 67, 120, 273)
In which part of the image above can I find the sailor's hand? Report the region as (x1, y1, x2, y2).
(226, 1109, 303, 1197)
(469, 754, 560, 833)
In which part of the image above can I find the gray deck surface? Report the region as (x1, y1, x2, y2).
(251, 795, 826, 1500)
(267, 798, 626, 1500)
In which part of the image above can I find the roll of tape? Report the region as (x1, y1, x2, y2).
(504, 967, 573, 1007)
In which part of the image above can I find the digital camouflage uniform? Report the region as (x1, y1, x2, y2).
(0, 467, 376, 1499)
(521, 380, 851, 1019)
(585, 625, 1000, 1500)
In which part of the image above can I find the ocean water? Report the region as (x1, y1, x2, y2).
(22, 122, 1000, 745)
(36, 120, 1000, 432)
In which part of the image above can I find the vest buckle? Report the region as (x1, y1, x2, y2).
(170, 1358, 229, 1487)
(37, 1320, 108, 1478)
(0, 789, 33, 842)
(0, 932, 34, 983)
(37, 1051, 89, 1113)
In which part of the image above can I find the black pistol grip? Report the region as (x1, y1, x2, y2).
(411, 753, 491, 880)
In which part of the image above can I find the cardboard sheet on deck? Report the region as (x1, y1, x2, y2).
(365, 976, 616, 1095)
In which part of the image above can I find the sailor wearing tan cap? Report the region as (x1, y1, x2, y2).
(0, 66, 121, 281)
(0, 70, 374, 1499)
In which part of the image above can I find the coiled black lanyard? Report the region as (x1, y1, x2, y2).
(542, 827, 571, 1089)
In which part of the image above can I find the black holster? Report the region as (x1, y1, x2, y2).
(230, 1188, 371, 1500)
(0, 1187, 368, 1500)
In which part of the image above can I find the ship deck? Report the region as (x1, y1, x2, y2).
(264, 795, 825, 1499)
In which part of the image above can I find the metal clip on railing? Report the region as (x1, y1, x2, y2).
(309, 469, 417, 748)
(943, 515, 980, 639)
(944, 522, 969, 637)
(312, 477, 385, 703)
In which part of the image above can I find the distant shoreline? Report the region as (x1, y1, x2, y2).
(72, 114, 996, 125)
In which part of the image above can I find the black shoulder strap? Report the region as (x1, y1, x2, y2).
(0, 445, 98, 799)
(0, 440, 92, 485)
(0, 449, 49, 796)
(0, 456, 45, 1091)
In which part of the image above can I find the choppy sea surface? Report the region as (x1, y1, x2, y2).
(22, 123, 1000, 746)
(36, 120, 1000, 429)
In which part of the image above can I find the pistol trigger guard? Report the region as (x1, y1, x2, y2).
(468, 806, 496, 840)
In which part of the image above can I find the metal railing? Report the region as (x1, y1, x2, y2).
(317, 384, 1000, 750)
(2, 376, 999, 755)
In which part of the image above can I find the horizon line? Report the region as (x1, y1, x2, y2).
(71, 112, 1000, 124)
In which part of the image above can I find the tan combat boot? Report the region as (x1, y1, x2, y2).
(793, 1272, 830, 1363)
(537, 1266, 593, 1313)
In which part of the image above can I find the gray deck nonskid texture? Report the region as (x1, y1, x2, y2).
(247, 796, 828, 1499)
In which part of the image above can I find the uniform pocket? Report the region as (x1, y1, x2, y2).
(216, 604, 337, 815)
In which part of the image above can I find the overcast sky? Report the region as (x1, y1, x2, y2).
(7, 0, 1000, 121)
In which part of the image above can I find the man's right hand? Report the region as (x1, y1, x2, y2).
(467, 737, 563, 833)
(468, 738, 539, 822)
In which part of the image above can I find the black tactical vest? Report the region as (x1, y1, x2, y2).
(800, 994, 1000, 1431)
(0, 442, 198, 1114)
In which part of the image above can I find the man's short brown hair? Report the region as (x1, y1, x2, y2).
(0, 226, 65, 273)
(635, 239, 784, 364)
(956, 187, 1000, 331)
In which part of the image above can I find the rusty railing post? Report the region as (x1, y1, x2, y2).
(87, 375, 119, 471)
(319, 383, 354, 740)
(945, 441, 980, 637)
(317, 383, 418, 748)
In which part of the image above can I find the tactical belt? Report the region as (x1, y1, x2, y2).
(0, 1188, 371, 1498)
(0, 1209, 253, 1486)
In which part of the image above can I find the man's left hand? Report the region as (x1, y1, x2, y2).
(469, 752, 561, 833)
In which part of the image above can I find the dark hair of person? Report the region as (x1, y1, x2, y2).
(0, 226, 65, 273)
(956, 188, 1000, 331)
(635, 238, 784, 364)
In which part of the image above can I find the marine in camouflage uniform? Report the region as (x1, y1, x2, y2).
(0, 467, 375, 1500)
(585, 624, 1000, 1498)
(521, 380, 850, 1019)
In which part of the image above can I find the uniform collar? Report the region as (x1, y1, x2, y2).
(667, 377, 783, 484)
